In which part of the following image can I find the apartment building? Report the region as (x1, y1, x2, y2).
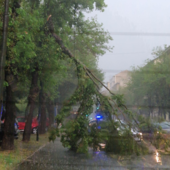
(107, 70, 131, 91)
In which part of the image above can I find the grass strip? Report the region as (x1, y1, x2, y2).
(0, 132, 49, 170)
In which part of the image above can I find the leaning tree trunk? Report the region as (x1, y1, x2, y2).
(2, 74, 15, 150)
(23, 71, 39, 142)
(47, 100, 54, 127)
(1, 0, 20, 149)
(39, 93, 46, 134)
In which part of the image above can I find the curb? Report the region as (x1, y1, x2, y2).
(15, 141, 49, 168)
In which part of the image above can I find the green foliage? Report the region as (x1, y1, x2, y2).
(136, 115, 170, 151)
(120, 46, 170, 152)
(125, 46, 170, 119)
(1, 0, 145, 155)
(15, 97, 27, 113)
(49, 63, 146, 155)
(49, 128, 60, 142)
(88, 122, 109, 150)
(60, 116, 89, 153)
(112, 94, 125, 108)
(105, 122, 148, 155)
(3, 81, 9, 87)
(56, 77, 96, 153)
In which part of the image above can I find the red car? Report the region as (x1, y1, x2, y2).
(17, 116, 49, 134)
(17, 117, 25, 131)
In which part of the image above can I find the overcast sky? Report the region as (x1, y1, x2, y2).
(85, 0, 170, 82)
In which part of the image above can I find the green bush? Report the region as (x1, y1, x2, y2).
(105, 131, 148, 155)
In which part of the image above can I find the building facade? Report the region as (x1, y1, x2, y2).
(107, 70, 131, 92)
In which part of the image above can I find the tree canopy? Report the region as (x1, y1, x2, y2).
(0, 0, 150, 154)
(123, 46, 170, 120)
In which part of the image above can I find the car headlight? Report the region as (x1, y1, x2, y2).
(99, 143, 106, 147)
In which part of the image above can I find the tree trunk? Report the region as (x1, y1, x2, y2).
(23, 71, 39, 142)
(163, 111, 166, 120)
(0, 0, 9, 110)
(39, 93, 46, 134)
(2, 74, 15, 150)
(1, 0, 20, 149)
(158, 106, 161, 118)
(47, 100, 54, 127)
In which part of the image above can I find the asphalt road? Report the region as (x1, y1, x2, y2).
(15, 137, 126, 170)
(15, 137, 170, 170)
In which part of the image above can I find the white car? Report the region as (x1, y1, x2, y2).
(116, 120, 143, 141)
(89, 119, 143, 141)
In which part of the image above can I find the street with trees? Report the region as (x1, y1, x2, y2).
(0, 0, 148, 155)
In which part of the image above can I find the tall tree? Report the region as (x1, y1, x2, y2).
(125, 46, 170, 119)
(1, 0, 20, 150)
(21, 0, 110, 141)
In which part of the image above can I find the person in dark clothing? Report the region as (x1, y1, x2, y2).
(0, 109, 19, 144)
(0, 109, 5, 144)
(1, 109, 5, 121)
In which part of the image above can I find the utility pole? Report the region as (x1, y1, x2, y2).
(0, 0, 9, 125)
(37, 81, 43, 141)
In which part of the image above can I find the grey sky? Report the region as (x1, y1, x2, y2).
(86, 0, 170, 82)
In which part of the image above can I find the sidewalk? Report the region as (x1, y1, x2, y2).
(0, 133, 49, 170)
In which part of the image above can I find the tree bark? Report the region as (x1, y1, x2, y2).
(39, 93, 46, 134)
(23, 71, 39, 142)
(0, 0, 9, 107)
(1, 0, 21, 149)
(2, 74, 15, 150)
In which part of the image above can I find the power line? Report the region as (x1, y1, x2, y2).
(106, 52, 151, 55)
(102, 69, 124, 73)
(60, 32, 170, 37)
(106, 32, 170, 36)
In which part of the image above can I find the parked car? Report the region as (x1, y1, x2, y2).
(17, 117, 26, 131)
(155, 121, 170, 134)
(88, 117, 142, 151)
(18, 116, 38, 134)
(139, 123, 157, 134)
(18, 116, 49, 134)
(93, 119, 143, 141)
(116, 120, 143, 141)
(139, 121, 170, 135)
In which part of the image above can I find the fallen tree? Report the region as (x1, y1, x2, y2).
(46, 16, 148, 155)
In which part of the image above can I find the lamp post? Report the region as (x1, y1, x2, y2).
(37, 81, 43, 141)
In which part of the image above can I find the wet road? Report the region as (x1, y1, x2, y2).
(15, 138, 170, 170)
(15, 137, 126, 170)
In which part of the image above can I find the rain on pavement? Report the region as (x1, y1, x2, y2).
(15, 138, 170, 170)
